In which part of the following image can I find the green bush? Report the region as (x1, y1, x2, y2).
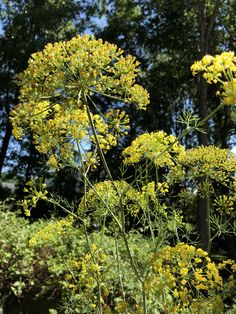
(0, 210, 82, 306)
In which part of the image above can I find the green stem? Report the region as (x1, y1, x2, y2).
(207, 215, 233, 254)
(199, 102, 225, 129)
(82, 221, 103, 314)
(84, 92, 113, 182)
(115, 238, 126, 301)
(81, 92, 225, 314)
(178, 101, 224, 142)
(75, 131, 103, 313)
(120, 101, 225, 214)
(142, 283, 147, 314)
(84, 91, 144, 299)
(88, 87, 128, 103)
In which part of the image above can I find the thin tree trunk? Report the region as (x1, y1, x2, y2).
(0, 119, 12, 174)
(197, 76, 208, 145)
(197, 0, 208, 146)
(197, 0, 222, 144)
(196, 0, 222, 251)
(0, 88, 19, 175)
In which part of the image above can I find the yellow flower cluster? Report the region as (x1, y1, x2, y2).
(217, 259, 236, 290)
(221, 79, 236, 105)
(21, 179, 48, 216)
(79, 180, 169, 224)
(217, 259, 236, 300)
(29, 216, 74, 247)
(171, 145, 236, 182)
(169, 146, 236, 215)
(18, 35, 149, 109)
(147, 242, 223, 312)
(64, 245, 109, 307)
(217, 258, 236, 272)
(139, 181, 168, 216)
(10, 35, 149, 167)
(122, 131, 185, 167)
(63, 238, 145, 313)
(191, 52, 236, 80)
(79, 180, 142, 220)
(157, 181, 169, 194)
(105, 109, 130, 137)
(214, 195, 235, 215)
(191, 51, 236, 105)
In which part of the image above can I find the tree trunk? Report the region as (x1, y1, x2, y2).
(197, 0, 209, 142)
(196, 0, 221, 252)
(0, 87, 19, 175)
(0, 119, 12, 174)
(197, 76, 208, 146)
(197, 0, 222, 143)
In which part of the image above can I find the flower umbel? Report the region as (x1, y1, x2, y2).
(10, 35, 149, 167)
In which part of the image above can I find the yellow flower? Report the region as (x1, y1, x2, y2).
(195, 269, 207, 282)
(214, 195, 234, 215)
(148, 242, 225, 309)
(122, 131, 184, 167)
(29, 216, 74, 246)
(180, 268, 188, 276)
(91, 243, 97, 252)
(48, 155, 57, 168)
(202, 55, 214, 66)
(115, 301, 129, 312)
(173, 289, 179, 298)
(191, 51, 236, 106)
(11, 35, 149, 169)
(196, 248, 208, 257)
(91, 263, 100, 272)
(196, 283, 208, 290)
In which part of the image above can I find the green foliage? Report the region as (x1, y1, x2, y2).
(0, 209, 83, 304)
(0, 209, 235, 313)
(0, 209, 40, 301)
